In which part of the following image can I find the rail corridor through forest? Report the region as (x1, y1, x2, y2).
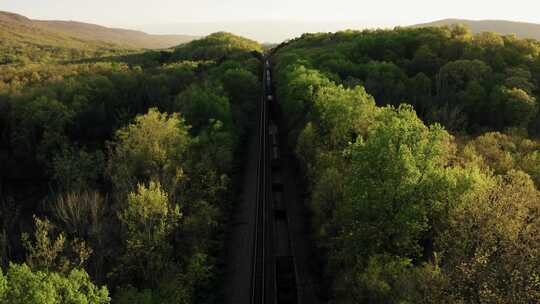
(225, 57, 323, 304)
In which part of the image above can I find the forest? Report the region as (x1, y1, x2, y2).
(272, 25, 540, 303)
(0, 31, 262, 303)
(2, 17, 540, 304)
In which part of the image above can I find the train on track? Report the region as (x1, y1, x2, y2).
(250, 58, 299, 304)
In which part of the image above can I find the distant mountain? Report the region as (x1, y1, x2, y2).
(413, 19, 540, 40)
(0, 11, 198, 49)
(140, 20, 374, 43)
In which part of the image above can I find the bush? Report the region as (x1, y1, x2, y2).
(0, 263, 110, 304)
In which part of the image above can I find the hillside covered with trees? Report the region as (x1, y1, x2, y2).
(0, 10, 198, 64)
(0, 30, 262, 303)
(272, 24, 540, 303)
(2, 9, 540, 303)
(414, 18, 540, 41)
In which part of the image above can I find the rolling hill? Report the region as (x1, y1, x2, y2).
(34, 20, 197, 49)
(414, 19, 540, 40)
(0, 11, 197, 49)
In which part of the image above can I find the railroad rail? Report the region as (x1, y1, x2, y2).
(251, 58, 270, 304)
(251, 58, 299, 304)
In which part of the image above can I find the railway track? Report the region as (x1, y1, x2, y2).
(250, 57, 269, 304)
(250, 58, 299, 304)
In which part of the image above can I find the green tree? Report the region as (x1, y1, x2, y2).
(504, 67, 535, 94)
(407, 72, 432, 117)
(338, 104, 451, 259)
(331, 105, 456, 301)
(118, 181, 181, 288)
(220, 68, 259, 132)
(474, 32, 505, 49)
(22, 216, 91, 274)
(491, 86, 537, 128)
(171, 32, 262, 61)
(107, 108, 191, 201)
(437, 60, 491, 105)
(173, 83, 232, 134)
(12, 95, 74, 165)
(467, 132, 516, 174)
(276, 65, 332, 139)
(438, 170, 540, 303)
(363, 61, 407, 106)
(503, 87, 537, 127)
(0, 263, 110, 304)
(0, 269, 6, 298)
(410, 45, 440, 76)
(51, 146, 104, 193)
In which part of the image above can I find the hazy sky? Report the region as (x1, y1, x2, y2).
(2, 0, 540, 39)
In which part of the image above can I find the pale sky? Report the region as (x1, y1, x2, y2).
(2, 0, 540, 40)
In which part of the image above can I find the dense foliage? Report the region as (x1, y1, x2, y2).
(0, 32, 262, 303)
(275, 25, 540, 134)
(0, 13, 133, 65)
(171, 32, 262, 62)
(0, 263, 110, 304)
(0, 11, 197, 65)
(273, 25, 540, 303)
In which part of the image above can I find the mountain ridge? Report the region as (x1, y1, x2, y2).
(0, 11, 198, 49)
(413, 18, 540, 40)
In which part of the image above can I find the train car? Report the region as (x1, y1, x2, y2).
(275, 256, 298, 304)
(273, 190, 286, 217)
(269, 121, 278, 138)
(272, 146, 280, 161)
(271, 133, 278, 146)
